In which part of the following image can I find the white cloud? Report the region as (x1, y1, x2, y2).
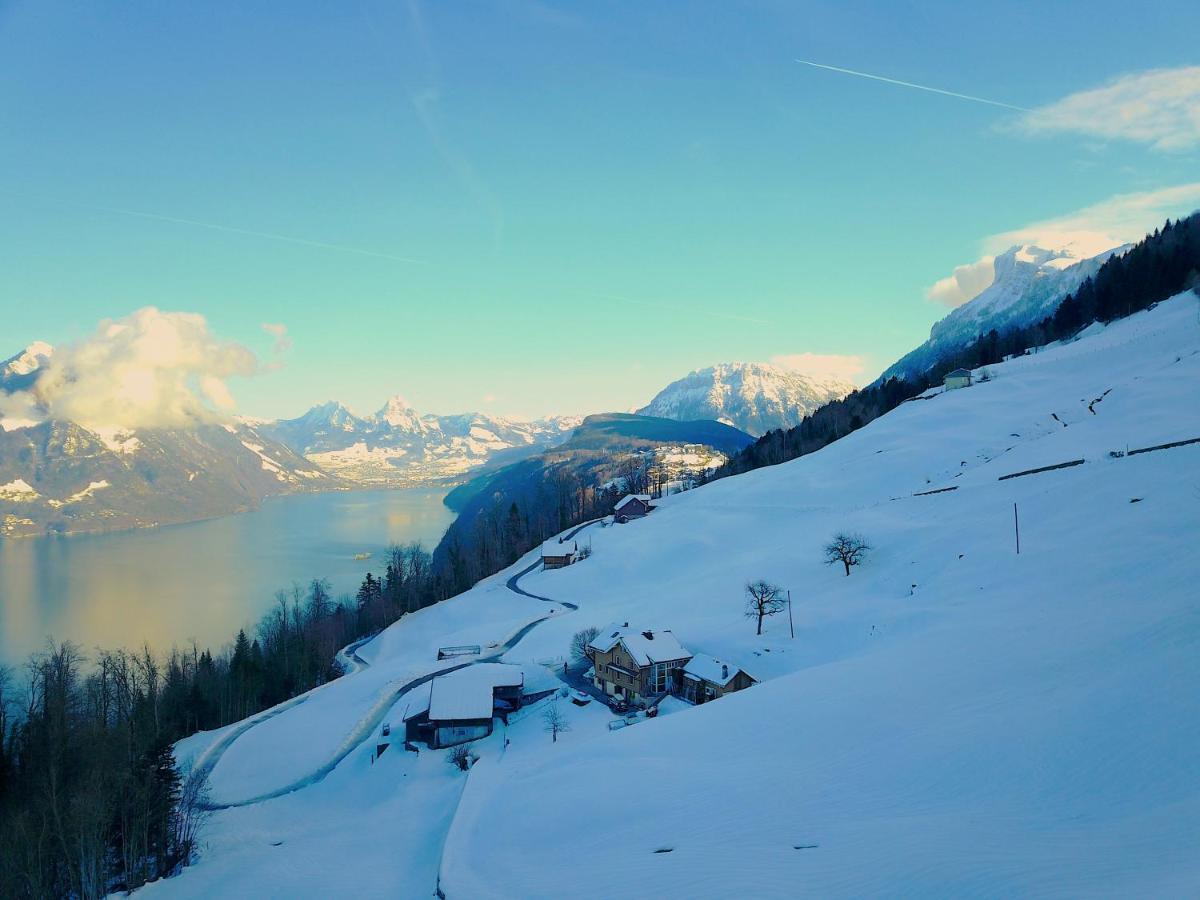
(261, 322, 292, 354)
(769, 353, 867, 385)
(926, 183, 1200, 308)
(927, 256, 997, 308)
(4, 307, 258, 429)
(1018, 66, 1200, 152)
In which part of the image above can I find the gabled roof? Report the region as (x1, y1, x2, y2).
(428, 664, 524, 721)
(588, 623, 690, 667)
(615, 494, 651, 509)
(542, 539, 577, 558)
(683, 653, 755, 687)
(946, 368, 973, 378)
(401, 682, 432, 721)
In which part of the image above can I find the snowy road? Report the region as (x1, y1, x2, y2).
(196, 519, 601, 811)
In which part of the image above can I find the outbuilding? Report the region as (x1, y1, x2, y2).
(678, 653, 757, 705)
(541, 539, 577, 570)
(614, 494, 653, 522)
(403, 664, 525, 749)
(944, 368, 974, 390)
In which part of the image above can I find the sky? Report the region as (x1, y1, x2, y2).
(1, 1, 1199, 421)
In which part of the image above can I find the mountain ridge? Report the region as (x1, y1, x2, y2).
(637, 361, 855, 436)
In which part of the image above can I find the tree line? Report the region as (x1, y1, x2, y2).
(0, 541, 449, 898)
(719, 213, 1200, 479)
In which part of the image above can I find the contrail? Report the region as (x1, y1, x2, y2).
(796, 59, 1030, 112)
(100, 206, 424, 264)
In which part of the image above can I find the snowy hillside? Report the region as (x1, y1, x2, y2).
(882, 242, 1124, 382)
(264, 396, 580, 486)
(639, 362, 854, 436)
(154, 293, 1200, 898)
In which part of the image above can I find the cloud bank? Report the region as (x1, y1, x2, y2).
(2, 308, 258, 429)
(1018, 66, 1200, 152)
(927, 183, 1200, 307)
(769, 352, 866, 384)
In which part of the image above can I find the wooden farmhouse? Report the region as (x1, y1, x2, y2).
(586, 623, 691, 706)
(613, 494, 653, 522)
(678, 653, 757, 704)
(403, 663, 524, 748)
(541, 539, 577, 570)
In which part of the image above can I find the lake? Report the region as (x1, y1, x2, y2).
(0, 488, 456, 666)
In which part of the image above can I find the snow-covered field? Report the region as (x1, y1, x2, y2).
(149, 293, 1200, 899)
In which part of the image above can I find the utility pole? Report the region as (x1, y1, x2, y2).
(787, 590, 795, 639)
(1013, 502, 1021, 555)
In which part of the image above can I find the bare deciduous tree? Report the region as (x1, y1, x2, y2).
(824, 533, 871, 576)
(744, 580, 785, 635)
(447, 744, 472, 771)
(542, 701, 571, 743)
(570, 626, 600, 663)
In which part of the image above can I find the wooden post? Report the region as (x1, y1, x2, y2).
(787, 590, 795, 639)
(1013, 502, 1020, 555)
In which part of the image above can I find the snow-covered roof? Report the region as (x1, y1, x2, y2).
(428, 664, 524, 721)
(542, 539, 577, 557)
(615, 494, 651, 509)
(588, 623, 690, 667)
(946, 368, 973, 378)
(683, 653, 754, 687)
(401, 682, 432, 721)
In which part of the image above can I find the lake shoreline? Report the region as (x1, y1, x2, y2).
(0, 487, 457, 666)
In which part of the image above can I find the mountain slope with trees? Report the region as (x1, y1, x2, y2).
(721, 213, 1200, 478)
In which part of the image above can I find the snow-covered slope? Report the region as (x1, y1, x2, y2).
(264, 397, 580, 486)
(639, 362, 854, 436)
(154, 293, 1200, 898)
(882, 243, 1125, 382)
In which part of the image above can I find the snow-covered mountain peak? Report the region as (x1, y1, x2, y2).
(638, 361, 855, 437)
(375, 394, 429, 432)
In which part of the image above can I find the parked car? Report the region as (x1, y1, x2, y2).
(570, 690, 592, 706)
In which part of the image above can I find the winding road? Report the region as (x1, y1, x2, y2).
(195, 518, 602, 811)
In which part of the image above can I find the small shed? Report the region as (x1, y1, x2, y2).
(541, 539, 577, 570)
(614, 494, 653, 522)
(404, 664, 525, 749)
(678, 653, 757, 705)
(944, 368, 974, 390)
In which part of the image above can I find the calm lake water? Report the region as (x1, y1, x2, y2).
(0, 488, 455, 666)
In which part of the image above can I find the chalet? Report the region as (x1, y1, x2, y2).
(587, 623, 691, 705)
(678, 653, 757, 705)
(403, 663, 524, 748)
(614, 494, 653, 522)
(541, 539, 577, 570)
(944, 368, 974, 390)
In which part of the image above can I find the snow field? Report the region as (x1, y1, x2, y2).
(161, 294, 1200, 898)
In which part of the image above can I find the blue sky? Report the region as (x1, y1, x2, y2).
(2, 1, 1198, 420)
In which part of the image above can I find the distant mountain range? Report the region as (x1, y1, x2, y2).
(260, 398, 581, 487)
(638, 362, 855, 436)
(0, 344, 336, 536)
(0, 417, 331, 537)
(3, 238, 1126, 538)
(879, 242, 1126, 383)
